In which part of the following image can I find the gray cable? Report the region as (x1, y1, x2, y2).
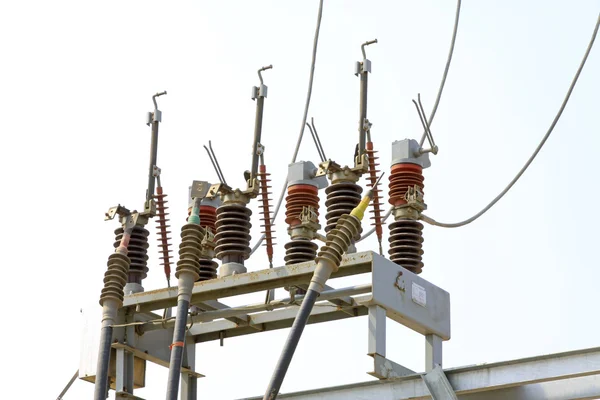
(357, 208, 392, 242)
(250, 0, 325, 256)
(419, 0, 462, 147)
(422, 10, 600, 229)
(358, 0, 462, 243)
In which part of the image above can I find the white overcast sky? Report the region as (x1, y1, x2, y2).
(2, 1, 599, 399)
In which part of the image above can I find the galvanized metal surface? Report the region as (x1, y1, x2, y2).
(123, 251, 375, 313)
(422, 365, 458, 400)
(239, 346, 600, 400)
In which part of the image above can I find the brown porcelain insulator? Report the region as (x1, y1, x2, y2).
(388, 163, 425, 207)
(325, 182, 362, 238)
(388, 219, 424, 274)
(113, 225, 149, 284)
(214, 203, 252, 263)
(285, 184, 319, 227)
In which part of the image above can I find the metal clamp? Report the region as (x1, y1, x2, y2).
(252, 65, 273, 99)
(355, 39, 377, 76)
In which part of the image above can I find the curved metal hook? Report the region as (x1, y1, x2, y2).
(258, 65, 273, 84)
(152, 91, 167, 110)
(361, 39, 378, 59)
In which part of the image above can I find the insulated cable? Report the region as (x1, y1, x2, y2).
(422, 10, 600, 229)
(419, 0, 461, 147)
(250, 0, 325, 256)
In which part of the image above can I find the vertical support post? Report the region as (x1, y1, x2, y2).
(425, 334, 443, 372)
(125, 324, 136, 394)
(368, 305, 386, 357)
(180, 335, 197, 400)
(115, 347, 126, 393)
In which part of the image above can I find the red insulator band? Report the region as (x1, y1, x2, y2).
(285, 184, 320, 227)
(199, 206, 217, 233)
(388, 163, 425, 207)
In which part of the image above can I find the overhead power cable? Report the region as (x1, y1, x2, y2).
(359, 0, 462, 242)
(250, 0, 325, 255)
(422, 9, 600, 229)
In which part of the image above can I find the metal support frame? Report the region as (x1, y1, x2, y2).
(81, 252, 452, 399)
(240, 346, 600, 400)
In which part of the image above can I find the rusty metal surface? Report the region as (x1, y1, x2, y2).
(123, 251, 374, 312)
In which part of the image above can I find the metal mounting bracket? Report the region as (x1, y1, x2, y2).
(368, 354, 415, 380)
(422, 365, 458, 400)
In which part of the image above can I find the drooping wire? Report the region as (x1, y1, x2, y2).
(250, 0, 325, 256)
(422, 10, 600, 229)
(419, 0, 462, 147)
(358, 0, 462, 242)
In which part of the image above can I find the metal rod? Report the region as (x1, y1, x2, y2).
(251, 95, 265, 180)
(209, 141, 227, 185)
(418, 94, 436, 148)
(258, 64, 273, 85)
(361, 39, 378, 60)
(147, 120, 159, 201)
(357, 39, 377, 160)
(147, 91, 167, 202)
(358, 68, 368, 159)
(251, 66, 272, 181)
(56, 370, 79, 400)
(142, 284, 371, 332)
(306, 122, 325, 162)
(203, 142, 227, 185)
(311, 117, 327, 160)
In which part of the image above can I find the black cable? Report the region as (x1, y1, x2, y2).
(262, 289, 320, 400)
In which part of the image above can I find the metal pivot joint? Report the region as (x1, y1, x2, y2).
(145, 90, 167, 215)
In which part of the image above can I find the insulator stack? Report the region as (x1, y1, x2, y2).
(99, 252, 131, 306)
(214, 203, 252, 264)
(366, 141, 384, 241)
(388, 219, 424, 274)
(197, 258, 218, 281)
(154, 186, 172, 284)
(316, 214, 362, 266)
(175, 223, 203, 280)
(258, 164, 276, 263)
(388, 163, 424, 207)
(284, 238, 318, 265)
(114, 225, 149, 284)
(325, 182, 362, 237)
(285, 185, 319, 226)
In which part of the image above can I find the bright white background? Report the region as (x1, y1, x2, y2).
(1, 1, 599, 399)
